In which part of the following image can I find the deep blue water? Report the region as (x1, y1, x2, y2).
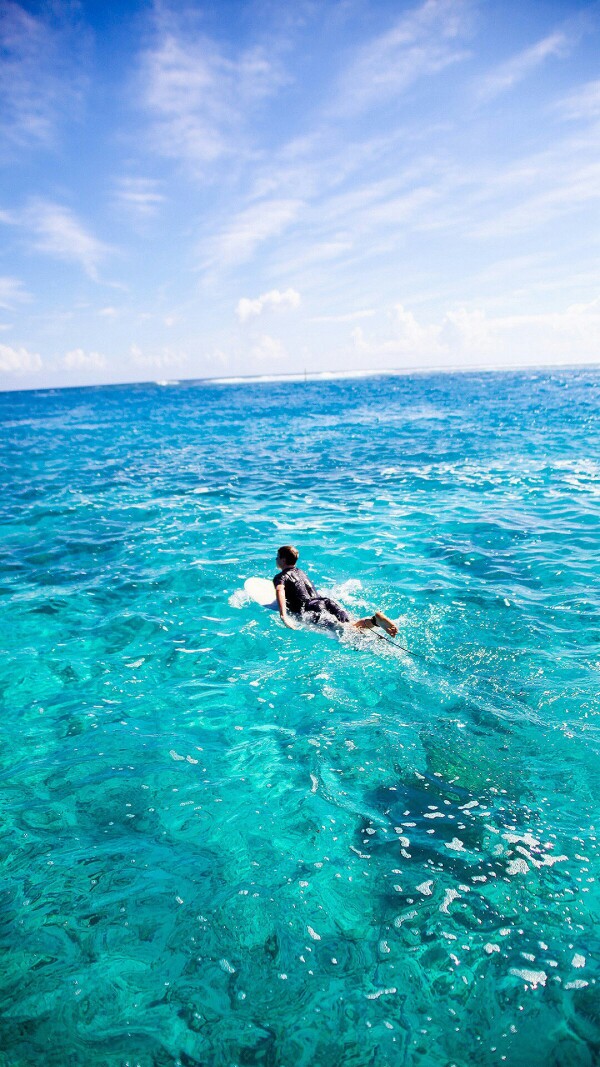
(0, 369, 599, 1067)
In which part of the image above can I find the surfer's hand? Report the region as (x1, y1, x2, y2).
(282, 616, 297, 630)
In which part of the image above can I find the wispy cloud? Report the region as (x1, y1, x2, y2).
(137, 7, 287, 174)
(236, 287, 300, 322)
(0, 2, 86, 157)
(331, 0, 471, 117)
(475, 31, 571, 102)
(0, 342, 41, 373)
(470, 159, 600, 238)
(557, 79, 600, 120)
(24, 200, 112, 280)
(114, 177, 166, 218)
(202, 198, 302, 271)
(0, 275, 30, 309)
(264, 158, 448, 288)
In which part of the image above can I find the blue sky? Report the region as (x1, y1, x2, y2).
(0, 0, 599, 389)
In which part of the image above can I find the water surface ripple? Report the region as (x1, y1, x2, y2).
(1, 370, 599, 1066)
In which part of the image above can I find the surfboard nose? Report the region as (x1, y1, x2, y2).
(245, 576, 278, 609)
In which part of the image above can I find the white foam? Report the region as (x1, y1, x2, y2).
(509, 968, 547, 988)
(507, 858, 529, 875)
(229, 588, 250, 608)
(445, 837, 467, 852)
(440, 889, 460, 914)
(182, 360, 600, 389)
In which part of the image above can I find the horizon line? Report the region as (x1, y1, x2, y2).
(1, 357, 599, 396)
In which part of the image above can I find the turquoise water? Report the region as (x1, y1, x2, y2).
(1, 370, 598, 1067)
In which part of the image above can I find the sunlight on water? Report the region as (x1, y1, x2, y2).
(0, 370, 598, 1066)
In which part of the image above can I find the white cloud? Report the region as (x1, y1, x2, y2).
(236, 287, 300, 322)
(204, 198, 302, 270)
(138, 10, 286, 173)
(271, 238, 355, 277)
(0, 275, 30, 308)
(471, 159, 600, 238)
(311, 309, 376, 324)
(475, 32, 570, 102)
(64, 348, 106, 370)
(250, 334, 287, 364)
(0, 2, 85, 156)
(558, 79, 600, 120)
(353, 304, 441, 363)
(438, 307, 494, 355)
(332, 0, 471, 117)
(24, 200, 112, 279)
(130, 343, 189, 370)
(352, 299, 600, 369)
(114, 177, 166, 217)
(0, 342, 41, 373)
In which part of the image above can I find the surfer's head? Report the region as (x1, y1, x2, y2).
(277, 545, 299, 568)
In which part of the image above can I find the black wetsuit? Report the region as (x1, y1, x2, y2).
(273, 566, 350, 625)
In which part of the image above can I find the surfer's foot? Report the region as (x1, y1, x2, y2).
(372, 612, 398, 637)
(352, 612, 398, 637)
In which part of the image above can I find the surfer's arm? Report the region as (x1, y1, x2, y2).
(275, 584, 297, 629)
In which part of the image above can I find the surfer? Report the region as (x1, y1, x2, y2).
(273, 545, 398, 635)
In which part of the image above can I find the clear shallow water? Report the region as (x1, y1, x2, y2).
(0, 370, 598, 1067)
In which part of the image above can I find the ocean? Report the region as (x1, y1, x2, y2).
(1, 369, 598, 1066)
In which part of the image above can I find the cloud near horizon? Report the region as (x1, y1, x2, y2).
(352, 299, 600, 368)
(0, 342, 41, 373)
(64, 348, 106, 370)
(250, 333, 287, 365)
(130, 343, 190, 371)
(236, 287, 301, 322)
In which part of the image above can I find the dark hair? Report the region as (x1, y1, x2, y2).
(278, 545, 299, 566)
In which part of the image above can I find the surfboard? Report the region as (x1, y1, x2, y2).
(245, 576, 278, 610)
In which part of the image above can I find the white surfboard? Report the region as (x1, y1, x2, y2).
(245, 576, 278, 610)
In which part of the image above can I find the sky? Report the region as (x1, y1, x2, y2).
(0, 0, 599, 390)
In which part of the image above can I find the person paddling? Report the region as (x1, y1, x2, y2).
(273, 545, 398, 635)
